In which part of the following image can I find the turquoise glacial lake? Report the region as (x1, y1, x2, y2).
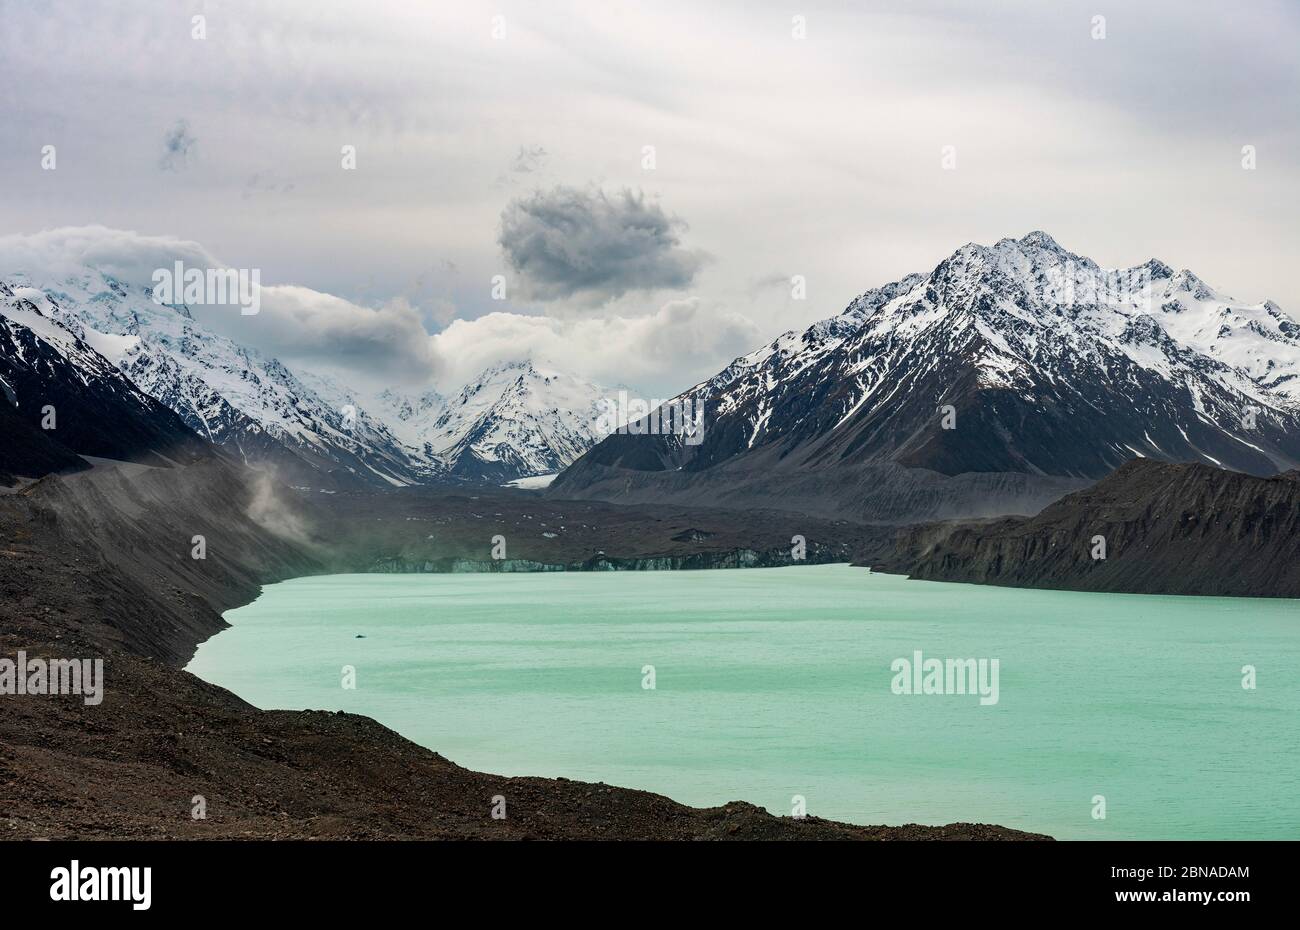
(186, 565, 1300, 839)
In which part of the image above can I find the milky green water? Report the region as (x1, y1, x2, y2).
(186, 565, 1300, 839)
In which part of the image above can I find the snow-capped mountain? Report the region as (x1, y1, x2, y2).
(418, 361, 612, 481)
(555, 232, 1300, 519)
(0, 280, 211, 480)
(2, 265, 612, 486)
(295, 361, 612, 482)
(2, 268, 442, 487)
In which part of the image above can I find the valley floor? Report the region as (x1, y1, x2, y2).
(0, 461, 1044, 841)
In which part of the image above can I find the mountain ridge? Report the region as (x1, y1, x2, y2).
(552, 232, 1300, 521)
(1, 264, 613, 486)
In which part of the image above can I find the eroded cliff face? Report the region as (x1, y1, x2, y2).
(306, 482, 890, 577)
(875, 460, 1300, 598)
(368, 543, 857, 574)
(6, 460, 323, 665)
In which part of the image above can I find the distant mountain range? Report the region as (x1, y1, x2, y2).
(553, 231, 1300, 522)
(0, 265, 611, 486)
(11, 230, 1300, 520)
(365, 361, 611, 482)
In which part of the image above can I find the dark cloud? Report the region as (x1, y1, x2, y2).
(195, 286, 441, 385)
(159, 120, 196, 171)
(498, 186, 706, 303)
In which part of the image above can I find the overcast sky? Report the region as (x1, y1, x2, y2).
(1, 0, 1296, 395)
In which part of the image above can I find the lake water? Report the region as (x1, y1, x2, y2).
(186, 565, 1300, 839)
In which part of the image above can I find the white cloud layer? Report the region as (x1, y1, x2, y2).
(432, 298, 760, 394)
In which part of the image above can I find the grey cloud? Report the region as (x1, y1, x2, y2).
(201, 287, 441, 384)
(498, 186, 707, 303)
(159, 120, 196, 171)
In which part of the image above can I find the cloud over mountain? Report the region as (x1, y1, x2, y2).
(0, 226, 757, 395)
(0, 226, 442, 384)
(431, 297, 759, 397)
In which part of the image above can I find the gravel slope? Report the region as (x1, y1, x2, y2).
(872, 460, 1300, 597)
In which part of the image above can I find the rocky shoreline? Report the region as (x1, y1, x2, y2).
(0, 459, 1047, 841)
(869, 460, 1300, 597)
